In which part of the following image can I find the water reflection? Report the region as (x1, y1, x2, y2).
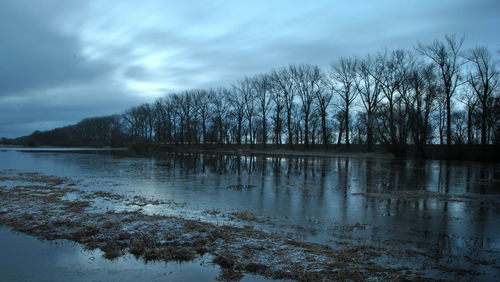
(146, 153, 498, 196)
(1, 149, 499, 277)
(0, 227, 269, 282)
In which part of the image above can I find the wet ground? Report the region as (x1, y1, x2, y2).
(0, 147, 499, 280)
(0, 227, 239, 282)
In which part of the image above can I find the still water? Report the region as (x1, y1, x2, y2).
(0, 148, 499, 279)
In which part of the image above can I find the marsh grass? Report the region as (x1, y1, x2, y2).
(229, 210, 259, 222)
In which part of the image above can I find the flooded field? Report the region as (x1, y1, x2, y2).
(0, 147, 499, 280)
(0, 227, 246, 282)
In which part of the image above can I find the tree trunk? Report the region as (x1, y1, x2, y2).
(262, 115, 267, 144)
(345, 107, 350, 146)
(287, 112, 293, 146)
(481, 99, 487, 145)
(237, 119, 242, 145)
(304, 114, 309, 146)
(366, 111, 373, 152)
(446, 97, 452, 145)
(321, 113, 328, 147)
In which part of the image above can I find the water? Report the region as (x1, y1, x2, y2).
(1, 147, 499, 279)
(0, 227, 271, 282)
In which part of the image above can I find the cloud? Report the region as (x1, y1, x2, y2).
(0, 0, 499, 138)
(0, 81, 148, 137)
(0, 1, 145, 137)
(0, 2, 115, 98)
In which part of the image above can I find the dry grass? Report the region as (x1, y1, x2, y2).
(83, 191, 124, 200)
(204, 208, 221, 216)
(125, 195, 164, 206)
(229, 210, 259, 222)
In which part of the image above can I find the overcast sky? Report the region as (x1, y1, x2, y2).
(1, 0, 499, 138)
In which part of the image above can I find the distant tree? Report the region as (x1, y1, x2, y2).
(16, 36, 500, 151)
(434, 93, 447, 145)
(458, 88, 479, 144)
(403, 63, 439, 150)
(451, 110, 467, 144)
(290, 64, 323, 145)
(211, 88, 230, 144)
(329, 57, 358, 146)
(123, 105, 151, 141)
(237, 77, 257, 144)
(154, 96, 177, 143)
(269, 75, 285, 144)
(490, 96, 500, 144)
(375, 50, 413, 146)
(464, 47, 499, 145)
(228, 81, 248, 145)
(315, 78, 334, 146)
(193, 89, 213, 143)
(252, 74, 272, 144)
(332, 110, 345, 144)
(417, 35, 465, 145)
(270, 66, 296, 146)
(355, 55, 383, 150)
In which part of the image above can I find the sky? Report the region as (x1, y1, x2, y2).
(1, 0, 499, 138)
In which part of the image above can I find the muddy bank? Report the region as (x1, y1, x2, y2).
(0, 171, 496, 281)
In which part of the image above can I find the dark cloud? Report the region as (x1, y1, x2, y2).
(0, 0, 498, 138)
(0, 81, 149, 137)
(0, 1, 142, 137)
(0, 2, 113, 97)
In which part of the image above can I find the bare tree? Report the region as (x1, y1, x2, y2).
(32, 35, 500, 151)
(193, 89, 213, 144)
(355, 55, 383, 150)
(230, 80, 250, 144)
(315, 78, 334, 146)
(333, 110, 345, 144)
(459, 88, 479, 144)
(211, 88, 230, 144)
(252, 74, 272, 144)
(153, 98, 168, 142)
(417, 35, 465, 145)
(329, 57, 358, 146)
(373, 50, 412, 145)
(237, 77, 257, 144)
(465, 47, 499, 145)
(491, 96, 500, 144)
(177, 93, 194, 143)
(122, 104, 154, 141)
(290, 64, 323, 145)
(269, 77, 285, 144)
(270, 66, 296, 146)
(403, 63, 439, 150)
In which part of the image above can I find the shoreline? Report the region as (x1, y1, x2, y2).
(2, 143, 499, 162)
(130, 143, 500, 162)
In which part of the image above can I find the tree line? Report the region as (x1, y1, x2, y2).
(3, 35, 499, 150)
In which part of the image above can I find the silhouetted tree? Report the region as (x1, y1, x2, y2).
(270, 66, 296, 146)
(465, 47, 499, 145)
(253, 74, 272, 144)
(329, 57, 358, 146)
(355, 55, 383, 150)
(417, 35, 465, 145)
(290, 64, 323, 145)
